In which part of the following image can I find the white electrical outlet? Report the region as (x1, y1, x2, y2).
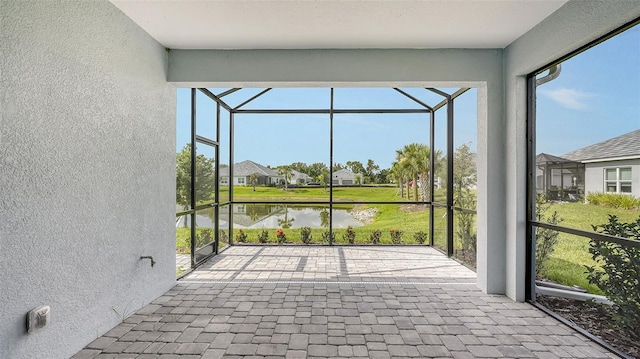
(27, 306, 50, 333)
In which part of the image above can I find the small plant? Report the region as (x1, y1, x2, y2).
(175, 227, 191, 254)
(342, 226, 356, 244)
(322, 231, 335, 243)
(390, 228, 403, 244)
(236, 229, 247, 243)
(258, 230, 269, 243)
(587, 215, 640, 332)
(300, 227, 313, 244)
(219, 230, 229, 244)
(276, 228, 286, 244)
(195, 228, 213, 249)
(455, 189, 477, 255)
(535, 194, 562, 274)
(111, 299, 137, 323)
(369, 229, 382, 244)
(414, 231, 428, 244)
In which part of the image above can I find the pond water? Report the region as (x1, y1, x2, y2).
(180, 204, 363, 229)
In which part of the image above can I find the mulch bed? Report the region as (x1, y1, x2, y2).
(536, 295, 640, 358)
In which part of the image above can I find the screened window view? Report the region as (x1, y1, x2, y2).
(176, 87, 478, 276)
(530, 21, 639, 357)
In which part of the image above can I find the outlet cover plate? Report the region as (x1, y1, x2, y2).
(27, 306, 50, 333)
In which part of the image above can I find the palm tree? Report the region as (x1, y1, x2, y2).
(390, 161, 405, 198)
(317, 168, 329, 192)
(249, 172, 259, 191)
(278, 166, 293, 192)
(396, 143, 435, 202)
(395, 146, 418, 201)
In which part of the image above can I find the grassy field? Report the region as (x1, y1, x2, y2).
(539, 202, 639, 294)
(227, 185, 445, 202)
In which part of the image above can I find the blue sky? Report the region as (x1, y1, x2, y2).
(177, 88, 477, 169)
(535, 23, 640, 156)
(177, 23, 639, 168)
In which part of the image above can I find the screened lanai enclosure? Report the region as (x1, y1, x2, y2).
(176, 88, 478, 276)
(535, 153, 585, 201)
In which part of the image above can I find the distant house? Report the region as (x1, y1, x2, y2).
(535, 153, 584, 200)
(290, 169, 312, 185)
(536, 129, 640, 199)
(563, 129, 640, 197)
(219, 160, 282, 186)
(332, 168, 357, 185)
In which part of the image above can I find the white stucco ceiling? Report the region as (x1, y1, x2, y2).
(110, 0, 568, 50)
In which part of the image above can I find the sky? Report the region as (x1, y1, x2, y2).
(176, 23, 639, 168)
(535, 23, 640, 156)
(177, 88, 477, 169)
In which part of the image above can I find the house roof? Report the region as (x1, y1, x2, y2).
(536, 153, 578, 164)
(290, 169, 312, 180)
(220, 160, 280, 177)
(562, 129, 640, 163)
(333, 168, 356, 178)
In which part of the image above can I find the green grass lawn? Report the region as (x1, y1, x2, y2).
(539, 202, 639, 294)
(225, 185, 449, 202)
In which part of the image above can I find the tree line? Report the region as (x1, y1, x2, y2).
(176, 142, 476, 207)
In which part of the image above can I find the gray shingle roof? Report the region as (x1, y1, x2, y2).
(219, 160, 279, 177)
(536, 153, 577, 164)
(562, 129, 640, 162)
(333, 168, 356, 178)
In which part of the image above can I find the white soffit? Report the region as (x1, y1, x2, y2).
(110, 0, 568, 50)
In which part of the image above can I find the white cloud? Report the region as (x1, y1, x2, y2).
(539, 88, 595, 110)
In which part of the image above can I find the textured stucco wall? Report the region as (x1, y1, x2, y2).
(0, 2, 176, 358)
(503, 1, 640, 300)
(585, 159, 640, 197)
(169, 48, 508, 295)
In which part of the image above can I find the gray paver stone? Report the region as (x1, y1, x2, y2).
(103, 342, 130, 354)
(225, 343, 258, 355)
(256, 343, 288, 356)
(307, 344, 338, 357)
(285, 350, 308, 359)
(467, 345, 505, 357)
(369, 350, 392, 359)
(123, 341, 151, 353)
(388, 344, 421, 357)
(70, 349, 101, 359)
(87, 337, 117, 350)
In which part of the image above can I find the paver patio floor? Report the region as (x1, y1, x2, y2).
(74, 246, 618, 358)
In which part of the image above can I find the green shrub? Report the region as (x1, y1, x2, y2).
(587, 215, 640, 331)
(586, 192, 640, 210)
(258, 230, 269, 243)
(369, 230, 382, 244)
(236, 229, 248, 243)
(414, 231, 428, 244)
(300, 227, 313, 244)
(343, 226, 356, 244)
(455, 189, 477, 253)
(219, 230, 229, 244)
(390, 229, 403, 244)
(322, 231, 334, 243)
(276, 228, 286, 244)
(175, 228, 191, 254)
(535, 196, 563, 274)
(195, 228, 213, 249)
